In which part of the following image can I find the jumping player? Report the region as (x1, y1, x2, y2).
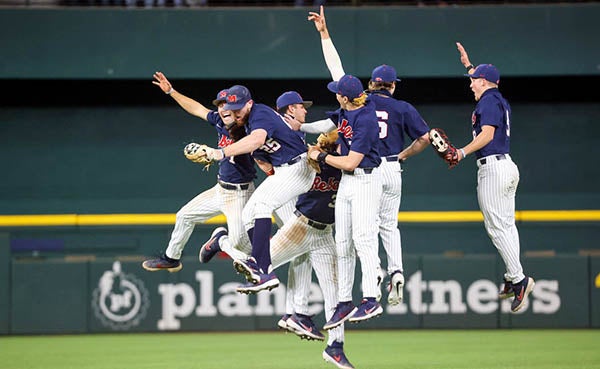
(306, 74, 384, 330)
(454, 42, 535, 312)
(199, 85, 317, 294)
(142, 72, 256, 272)
(305, 6, 431, 305)
(200, 129, 355, 368)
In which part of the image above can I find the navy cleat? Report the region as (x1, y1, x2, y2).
(233, 257, 262, 284)
(387, 270, 405, 306)
(511, 276, 535, 312)
(348, 298, 383, 323)
(498, 277, 515, 299)
(199, 227, 227, 263)
(286, 313, 325, 341)
(323, 301, 357, 330)
(277, 314, 291, 330)
(142, 254, 182, 273)
(323, 341, 354, 369)
(236, 272, 280, 294)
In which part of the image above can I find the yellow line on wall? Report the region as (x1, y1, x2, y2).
(0, 210, 598, 227)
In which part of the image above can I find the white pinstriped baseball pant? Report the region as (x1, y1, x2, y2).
(335, 167, 383, 301)
(378, 158, 404, 275)
(477, 154, 525, 283)
(165, 182, 254, 260)
(270, 215, 344, 345)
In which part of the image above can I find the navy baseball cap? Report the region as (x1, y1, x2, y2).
(465, 64, 500, 84)
(276, 91, 313, 110)
(223, 85, 252, 110)
(371, 64, 401, 83)
(212, 89, 228, 107)
(327, 75, 365, 100)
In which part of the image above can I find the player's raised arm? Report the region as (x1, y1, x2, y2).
(152, 71, 211, 121)
(308, 6, 345, 81)
(456, 42, 475, 71)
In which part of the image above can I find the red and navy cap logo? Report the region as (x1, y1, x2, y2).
(218, 90, 227, 99)
(227, 95, 237, 103)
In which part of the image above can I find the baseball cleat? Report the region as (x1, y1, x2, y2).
(348, 298, 383, 323)
(286, 313, 325, 341)
(233, 257, 262, 284)
(236, 272, 279, 294)
(142, 254, 182, 273)
(277, 314, 292, 330)
(511, 276, 535, 312)
(387, 270, 405, 306)
(498, 277, 515, 299)
(322, 341, 355, 369)
(199, 227, 227, 263)
(323, 301, 357, 330)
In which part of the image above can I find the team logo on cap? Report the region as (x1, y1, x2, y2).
(227, 95, 238, 103)
(218, 91, 227, 99)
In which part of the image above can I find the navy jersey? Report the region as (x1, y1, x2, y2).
(470, 88, 511, 159)
(295, 161, 341, 224)
(206, 111, 257, 183)
(328, 99, 381, 168)
(368, 90, 430, 156)
(245, 103, 308, 166)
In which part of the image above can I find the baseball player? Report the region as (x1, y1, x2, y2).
(198, 85, 317, 294)
(303, 73, 383, 330)
(201, 129, 355, 368)
(454, 42, 535, 312)
(304, 6, 432, 306)
(142, 72, 256, 272)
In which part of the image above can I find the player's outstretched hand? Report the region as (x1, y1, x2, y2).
(308, 5, 327, 33)
(283, 114, 302, 131)
(152, 71, 174, 94)
(455, 42, 473, 69)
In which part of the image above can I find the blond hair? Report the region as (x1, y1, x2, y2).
(350, 92, 368, 107)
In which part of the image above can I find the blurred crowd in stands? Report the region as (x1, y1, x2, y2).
(0, 0, 596, 8)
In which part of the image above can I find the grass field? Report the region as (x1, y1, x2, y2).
(1, 329, 599, 369)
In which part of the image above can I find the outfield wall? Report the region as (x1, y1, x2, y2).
(1, 4, 599, 79)
(1, 250, 600, 335)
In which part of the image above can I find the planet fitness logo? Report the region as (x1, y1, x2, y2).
(92, 261, 149, 330)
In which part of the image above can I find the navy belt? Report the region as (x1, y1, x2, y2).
(343, 168, 374, 175)
(218, 181, 250, 191)
(478, 154, 507, 165)
(285, 154, 304, 166)
(294, 209, 328, 230)
(384, 155, 399, 162)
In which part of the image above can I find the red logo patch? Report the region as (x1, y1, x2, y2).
(337, 119, 353, 139)
(227, 95, 237, 103)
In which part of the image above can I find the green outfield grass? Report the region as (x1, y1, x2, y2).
(1, 329, 599, 369)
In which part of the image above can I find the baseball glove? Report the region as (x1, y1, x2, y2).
(307, 129, 339, 173)
(429, 128, 460, 169)
(184, 142, 214, 171)
(317, 129, 339, 153)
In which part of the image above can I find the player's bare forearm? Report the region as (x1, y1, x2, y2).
(310, 148, 363, 171)
(169, 92, 210, 121)
(223, 129, 266, 157)
(399, 133, 430, 161)
(461, 125, 494, 157)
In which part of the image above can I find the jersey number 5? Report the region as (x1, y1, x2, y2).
(376, 111, 389, 139)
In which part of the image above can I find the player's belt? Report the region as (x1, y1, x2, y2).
(477, 154, 507, 165)
(282, 153, 307, 166)
(218, 181, 251, 191)
(342, 167, 374, 175)
(384, 155, 399, 162)
(294, 209, 329, 230)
